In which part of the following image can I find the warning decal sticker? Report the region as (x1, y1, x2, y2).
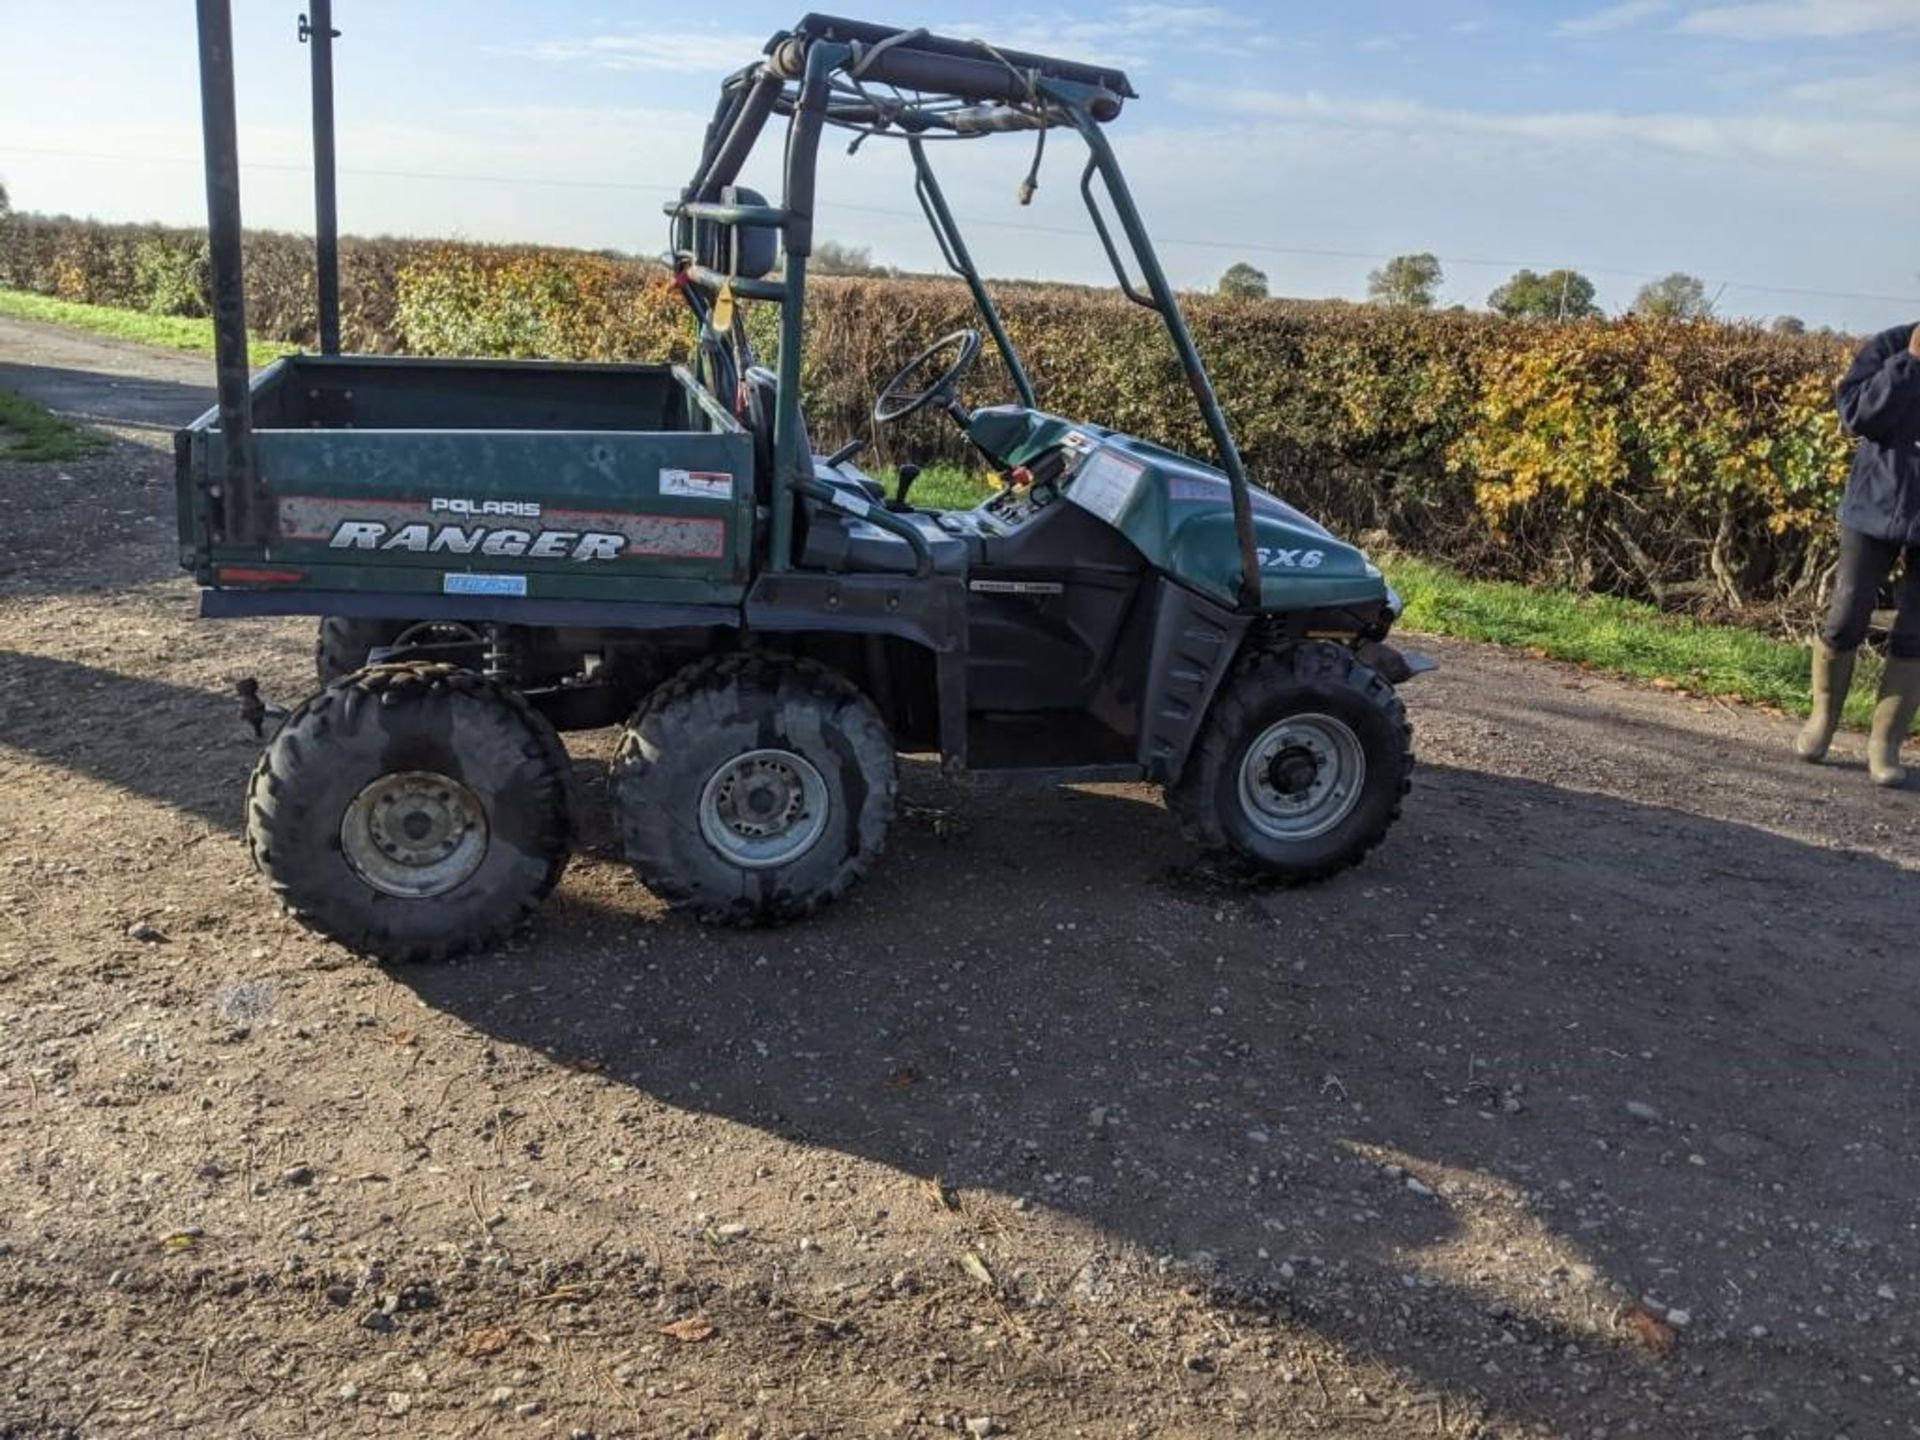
(659, 469, 735, 501)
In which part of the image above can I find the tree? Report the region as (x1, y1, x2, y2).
(1631, 272, 1712, 321)
(1367, 252, 1443, 309)
(1771, 314, 1807, 336)
(811, 240, 881, 276)
(1217, 261, 1269, 300)
(0, 180, 10, 218)
(1488, 267, 1600, 321)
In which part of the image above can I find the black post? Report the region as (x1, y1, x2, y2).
(302, 1, 341, 354)
(908, 139, 1036, 410)
(195, 0, 260, 542)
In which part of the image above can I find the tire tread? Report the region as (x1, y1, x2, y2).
(246, 663, 572, 962)
(612, 653, 895, 926)
(1168, 641, 1413, 884)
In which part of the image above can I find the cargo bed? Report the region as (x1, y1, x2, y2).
(177, 354, 756, 617)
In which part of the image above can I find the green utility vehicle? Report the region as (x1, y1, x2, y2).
(182, 7, 1427, 960)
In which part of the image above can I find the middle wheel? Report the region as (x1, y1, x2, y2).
(612, 654, 897, 924)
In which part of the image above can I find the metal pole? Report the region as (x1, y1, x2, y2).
(1071, 112, 1261, 609)
(768, 41, 842, 572)
(908, 139, 1036, 410)
(302, 1, 341, 354)
(195, 0, 260, 542)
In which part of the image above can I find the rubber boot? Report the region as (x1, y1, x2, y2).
(1795, 640, 1856, 762)
(1867, 656, 1920, 788)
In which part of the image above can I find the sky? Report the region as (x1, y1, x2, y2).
(1, 1, 1917, 331)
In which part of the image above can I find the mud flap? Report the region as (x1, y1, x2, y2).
(1357, 641, 1436, 684)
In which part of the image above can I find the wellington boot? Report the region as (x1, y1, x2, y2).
(1867, 656, 1920, 788)
(1795, 641, 1855, 762)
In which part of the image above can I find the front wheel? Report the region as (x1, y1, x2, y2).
(1168, 642, 1412, 883)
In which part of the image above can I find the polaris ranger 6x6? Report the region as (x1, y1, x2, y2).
(180, 6, 1428, 960)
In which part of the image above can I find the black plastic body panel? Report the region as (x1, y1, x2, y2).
(199, 588, 739, 632)
(1138, 580, 1249, 783)
(963, 492, 1145, 713)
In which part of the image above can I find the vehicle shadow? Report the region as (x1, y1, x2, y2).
(0, 361, 213, 432)
(0, 648, 263, 833)
(397, 758, 1920, 1435)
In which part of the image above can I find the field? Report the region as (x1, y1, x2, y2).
(3, 310, 1919, 1440)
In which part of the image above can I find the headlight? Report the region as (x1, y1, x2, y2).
(1385, 584, 1404, 619)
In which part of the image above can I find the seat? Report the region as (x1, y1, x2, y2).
(799, 504, 969, 576)
(741, 365, 782, 505)
(742, 365, 964, 576)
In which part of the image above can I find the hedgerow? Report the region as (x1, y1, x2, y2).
(0, 213, 1859, 622)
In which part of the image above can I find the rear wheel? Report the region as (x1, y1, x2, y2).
(1169, 641, 1411, 883)
(612, 654, 896, 925)
(246, 663, 572, 961)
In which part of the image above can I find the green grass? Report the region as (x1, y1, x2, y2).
(0, 388, 105, 463)
(0, 289, 296, 367)
(1386, 555, 1880, 725)
(894, 462, 992, 510)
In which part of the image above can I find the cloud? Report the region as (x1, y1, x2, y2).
(1557, 1, 1671, 35)
(1100, 4, 1249, 30)
(518, 32, 766, 74)
(520, 10, 1264, 77)
(964, 6, 1261, 68)
(1786, 72, 1920, 112)
(1170, 83, 1920, 178)
(1678, 0, 1920, 38)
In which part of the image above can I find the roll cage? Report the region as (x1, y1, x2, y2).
(670, 14, 1263, 605)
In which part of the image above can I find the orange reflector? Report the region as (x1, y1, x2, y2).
(217, 567, 305, 584)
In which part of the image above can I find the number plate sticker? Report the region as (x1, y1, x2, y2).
(443, 572, 527, 596)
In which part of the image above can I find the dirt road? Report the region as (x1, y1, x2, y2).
(2, 320, 1917, 1439)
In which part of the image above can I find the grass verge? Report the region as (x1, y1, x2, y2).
(0, 289, 296, 367)
(0, 389, 105, 463)
(1385, 555, 1887, 727)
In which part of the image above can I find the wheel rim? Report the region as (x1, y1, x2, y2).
(1236, 713, 1366, 841)
(340, 771, 489, 898)
(698, 748, 830, 869)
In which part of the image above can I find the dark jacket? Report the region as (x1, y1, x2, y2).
(1837, 323, 1920, 545)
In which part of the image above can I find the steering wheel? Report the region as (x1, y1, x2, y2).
(873, 329, 982, 425)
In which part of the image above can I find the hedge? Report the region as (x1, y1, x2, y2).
(0, 213, 1860, 622)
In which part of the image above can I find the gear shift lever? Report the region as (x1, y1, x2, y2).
(889, 463, 921, 512)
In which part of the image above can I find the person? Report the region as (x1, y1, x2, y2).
(1797, 321, 1920, 786)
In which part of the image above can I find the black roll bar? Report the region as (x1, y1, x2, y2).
(690, 68, 783, 202)
(774, 14, 1133, 117)
(299, 1, 342, 355)
(908, 139, 1035, 410)
(193, 0, 262, 544)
